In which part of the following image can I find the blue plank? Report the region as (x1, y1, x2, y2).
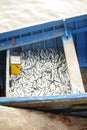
(65, 13, 87, 23)
(0, 28, 64, 51)
(0, 93, 87, 103)
(0, 20, 63, 39)
(72, 27, 87, 34)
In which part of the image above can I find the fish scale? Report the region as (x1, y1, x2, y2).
(9, 49, 72, 97)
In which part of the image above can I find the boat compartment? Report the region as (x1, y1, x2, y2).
(0, 14, 87, 110)
(7, 43, 73, 97)
(5, 38, 85, 97)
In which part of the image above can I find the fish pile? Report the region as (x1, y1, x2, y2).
(9, 49, 72, 97)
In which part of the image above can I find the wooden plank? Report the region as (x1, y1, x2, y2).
(0, 105, 87, 130)
(6, 50, 10, 97)
(2, 97, 87, 108)
(62, 31, 85, 94)
(81, 68, 87, 92)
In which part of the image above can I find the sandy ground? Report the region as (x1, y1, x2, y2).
(0, 106, 87, 130)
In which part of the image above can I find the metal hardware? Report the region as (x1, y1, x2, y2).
(63, 19, 68, 38)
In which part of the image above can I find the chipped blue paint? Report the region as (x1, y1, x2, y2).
(0, 14, 87, 111)
(0, 93, 87, 103)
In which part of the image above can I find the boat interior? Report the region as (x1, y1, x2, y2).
(0, 45, 87, 97)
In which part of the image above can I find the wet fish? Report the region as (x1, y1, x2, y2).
(9, 49, 72, 97)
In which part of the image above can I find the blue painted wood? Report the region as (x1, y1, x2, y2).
(0, 28, 64, 51)
(0, 20, 63, 39)
(0, 93, 87, 103)
(0, 14, 87, 67)
(0, 14, 87, 111)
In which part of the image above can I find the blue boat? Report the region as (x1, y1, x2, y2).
(0, 14, 87, 115)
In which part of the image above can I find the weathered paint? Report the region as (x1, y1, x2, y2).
(0, 14, 87, 112)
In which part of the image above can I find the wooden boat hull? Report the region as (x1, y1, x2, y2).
(0, 14, 87, 114)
